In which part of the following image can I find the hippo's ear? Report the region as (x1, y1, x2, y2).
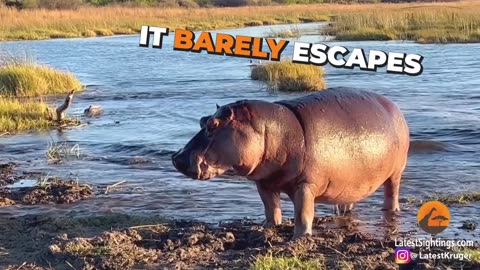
(221, 105, 249, 122)
(216, 103, 220, 110)
(222, 106, 234, 120)
(229, 104, 251, 123)
(200, 115, 210, 129)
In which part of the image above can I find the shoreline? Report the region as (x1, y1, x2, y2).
(1, 162, 479, 269)
(2, 22, 480, 45)
(1, 1, 479, 44)
(1, 212, 478, 269)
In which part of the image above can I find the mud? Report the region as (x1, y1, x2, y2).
(0, 178, 93, 206)
(0, 163, 40, 187)
(0, 163, 16, 186)
(0, 163, 94, 206)
(1, 214, 478, 270)
(0, 163, 478, 270)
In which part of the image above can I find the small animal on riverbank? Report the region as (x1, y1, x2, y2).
(83, 105, 104, 118)
(55, 90, 75, 122)
(172, 87, 410, 239)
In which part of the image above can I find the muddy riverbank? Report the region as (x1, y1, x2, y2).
(1, 22, 480, 269)
(2, 213, 479, 270)
(1, 163, 479, 270)
(1, 214, 479, 270)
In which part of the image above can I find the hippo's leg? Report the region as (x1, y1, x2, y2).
(256, 183, 282, 227)
(383, 172, 402, 211)
(293, 183, 316, 239)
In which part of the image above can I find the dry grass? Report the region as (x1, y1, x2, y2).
(266, 25, 301, 38)
(46, 140, 81, 163)
(251, 61, 325, 92)
(0, 4, 330, 41)
(327, 1, 480, 43)
(0, 64, 82, 96)
(0, 1, 478, 42)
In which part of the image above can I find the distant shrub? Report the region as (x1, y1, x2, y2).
(83, 0, 199, 7)
(244, 20, 264, 26)
(21, 0, 83, 9)
(178, 0, 199, 7)
(214, 0, 276, 6)
(214, 0, 248, 6)
(195, 0, 215, 6)
(251, 61, 325, 92)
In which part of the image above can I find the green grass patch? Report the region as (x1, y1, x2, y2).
(0, 64, 82, 97)
(251, 61, 325, 92)
(0, 98, 54, 133)
(460, 248, 480, 263)
(405, 191, 480, 206)
(252, 253, 325, 270)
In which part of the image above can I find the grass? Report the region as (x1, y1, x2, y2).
(0, 97, 54, 133)
(0, 53, 83, 134)
(0, 63, 82, 97)
(460, 248, 480, 263)
(0, 96, 81, 134)
(46, 140, 81, 163)
(251, 61, 325, 92)
(252, 253, 325, 270)
(37, 173, 52, 188)
(266, 25, 301, 38)
(326, 1, 480, 43)
(405, 191, 480, 205)
(0, 4, 330, 41)
(0, 1, 479, 43)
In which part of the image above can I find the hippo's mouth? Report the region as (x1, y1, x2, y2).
(172, 150, 226, 180)
(197, 157, 227, 180)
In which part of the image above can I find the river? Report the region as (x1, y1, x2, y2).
(0, 23, 478, 240)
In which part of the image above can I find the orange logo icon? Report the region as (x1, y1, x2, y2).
(417, 201, 450, 235)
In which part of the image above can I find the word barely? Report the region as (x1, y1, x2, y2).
(139, 25, 424, 76)
(139, 25, 287, 61)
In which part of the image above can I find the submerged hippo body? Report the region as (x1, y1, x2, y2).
(172, 88, 410, 238)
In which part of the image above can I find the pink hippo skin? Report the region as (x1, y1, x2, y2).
(172, 87, 410, 239)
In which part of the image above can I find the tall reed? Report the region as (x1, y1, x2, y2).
(326, 2, 480, 43)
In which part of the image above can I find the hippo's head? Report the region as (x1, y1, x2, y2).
(172, 102, 263, 180)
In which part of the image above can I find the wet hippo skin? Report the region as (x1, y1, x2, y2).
(172, 87, 410, 239)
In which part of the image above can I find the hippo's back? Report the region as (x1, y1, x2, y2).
(276, 88, 409, 203)
(275, 87, 406, 135)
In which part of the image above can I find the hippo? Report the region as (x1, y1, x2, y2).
(172, 87, 410, 238)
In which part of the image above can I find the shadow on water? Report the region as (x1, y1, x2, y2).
(0, 23, 478, 240)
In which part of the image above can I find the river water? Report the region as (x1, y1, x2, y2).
(0, 23, 478, 240)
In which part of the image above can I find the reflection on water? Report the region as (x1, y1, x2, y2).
(0, 23, 478, 239)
